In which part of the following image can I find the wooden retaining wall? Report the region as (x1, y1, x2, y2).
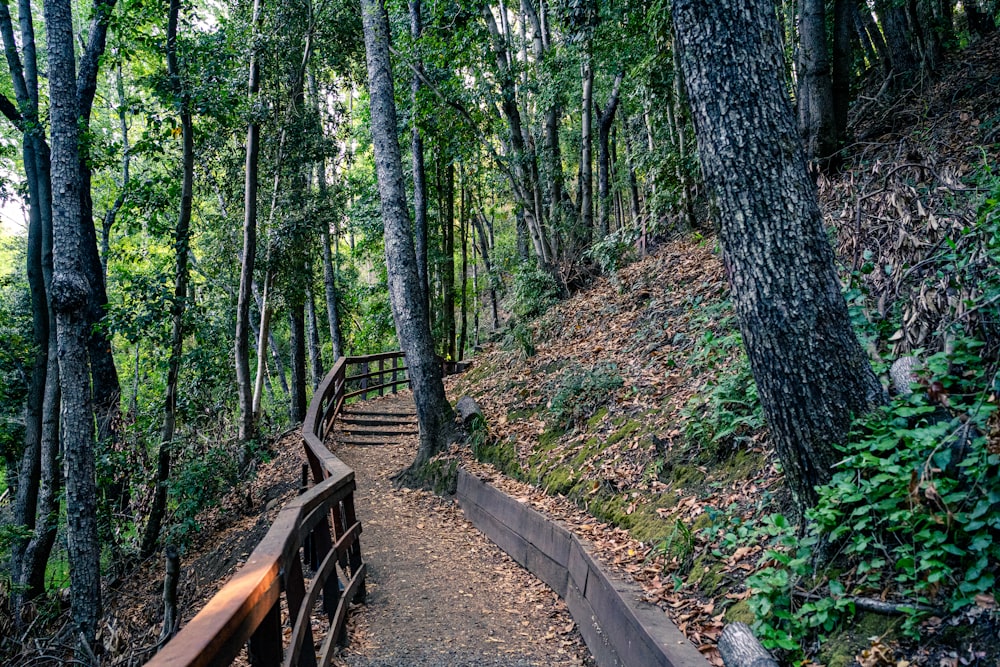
(456, 469, 709, 667)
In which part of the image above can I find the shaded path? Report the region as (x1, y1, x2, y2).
(329, 392, 594, 667)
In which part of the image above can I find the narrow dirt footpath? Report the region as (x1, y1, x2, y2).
(331, 392, 594, 667)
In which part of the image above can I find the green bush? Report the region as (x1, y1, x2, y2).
(747, 338, 1000, 656)
(585, 227, 638, 275)
(511, 264, 560, 320)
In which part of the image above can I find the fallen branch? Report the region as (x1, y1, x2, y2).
(718, 622, 779, 667)
(794, 590, 942, 616)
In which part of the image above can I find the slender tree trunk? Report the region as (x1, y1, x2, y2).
(306, 268, 324, 390)
(832, 0, 854, 144)
(443, 163, 456, 359)
(673, 0, 885, 510)
(580, 54, 594, 245)
(360, 0, 455, 469)
(320, 219, 343, 360)
(142, 0, 193, 558)
(473, 208, 501, 330)
(410, 0, 430, 315)
(797, 0, 839, 163)
(236, 0, 263, 444)
(289, 306, 307, 422)
(874, 0, 918, 77)
(77, 0, 122, 470)
(597, 71, 624, 239)
(458, 175, 468, 361)
(43, 0, 102, 645)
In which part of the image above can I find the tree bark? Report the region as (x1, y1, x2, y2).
(306, 272, 324, 390)
(443, 162, 456, 359)
(673, 0, 884, 509)
(142, 0, 193, 558)
(580, 54, 594, 245)
(410, 0, 430, 314)
(832, 0, 854, 144)
(289, 306, 307, 422)
(360, 0, 456, 468)
(874, 0, 918, 77)
(797, 0, 838, 164)
(597, 71, 624, 238)
(473, 208, 501, 330)
(43, 0, 102, 645)
(458, 175, 468, 361)
(236, 0, 263, 444)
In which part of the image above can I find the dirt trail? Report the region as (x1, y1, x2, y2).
(331, 392, 594, 667)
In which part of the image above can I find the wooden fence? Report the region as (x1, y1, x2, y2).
(148, 352, 413, 667)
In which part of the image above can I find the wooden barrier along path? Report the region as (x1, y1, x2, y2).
(456, 469, 710, 667)
(149, 353, 415, 667)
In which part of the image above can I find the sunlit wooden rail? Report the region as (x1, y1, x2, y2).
(148, 352, 429, 667)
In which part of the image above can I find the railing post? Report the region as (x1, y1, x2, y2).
(378, 358, 385, 397)
(361, 361, 369, 400)
(341, 495, 366, 603)
(247, 599, 282, 667)
(285, 557, 317, 667)
(391, 355, 398, 394)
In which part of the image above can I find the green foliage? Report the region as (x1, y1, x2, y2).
(510, 263, 560, 320)
(681, 303, 764, 452)
(166, 445, 240, 546)
(0, 234, 31, 474)
(548, 363, 624, 430)
(747, 338, 1000, 656)
(585, 227, 638, 276)
(502, 322, 536, 358)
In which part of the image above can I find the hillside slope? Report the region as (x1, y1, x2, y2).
(450, 33, 1000, 667)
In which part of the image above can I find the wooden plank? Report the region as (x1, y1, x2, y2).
(565, 579, 622, 667)
(247, 599, 283, 667)
(524, 540, 568, 597)
(457, 494, 529, 567)
(318, 563, 367, 667)
(567, 538, 591, 595)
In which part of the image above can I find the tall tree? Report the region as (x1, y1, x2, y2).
(409, 0, 430, 314)
(142, 0, 195, 558)
(236, 0, 264, 444)
(43, 0, 102, 646)
(672, 0, 885, 509)
(360, 0, 455, 469)
(797, 0, 838, 163)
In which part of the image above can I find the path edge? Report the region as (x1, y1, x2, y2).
(456, 468, 710, 667)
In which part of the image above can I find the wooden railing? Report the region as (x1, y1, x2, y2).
(148, 352, 413, 667)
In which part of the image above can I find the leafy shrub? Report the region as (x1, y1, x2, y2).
(502, 322, 536, 358)
(167, 444, 240, 545)
(747, 338, 1000, 656)
(585, 227, 638, 276)
(548, 363, 623, 430)
(682, 311, 765, 452)
(511, 263, 560, 320)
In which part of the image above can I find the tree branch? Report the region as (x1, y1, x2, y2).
(0, 91, 24, 130)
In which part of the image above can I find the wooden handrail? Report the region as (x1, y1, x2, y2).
(148, 352, 416, 666)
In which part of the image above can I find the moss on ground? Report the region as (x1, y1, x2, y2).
(817, 614, 900, 667)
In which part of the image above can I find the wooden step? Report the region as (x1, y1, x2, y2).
(336, 428, 418, 438)
(339, 416, 417, 427)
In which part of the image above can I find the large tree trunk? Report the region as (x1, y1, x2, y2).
(360, 0, 455, 469)
(43, 0, 102, 645)
(142, 0, 193, 558)
(673, 0, 884, 510)
(236, 0, 263, 444)
(797, 0, 838, 163)
(597, 71, 624, 238)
